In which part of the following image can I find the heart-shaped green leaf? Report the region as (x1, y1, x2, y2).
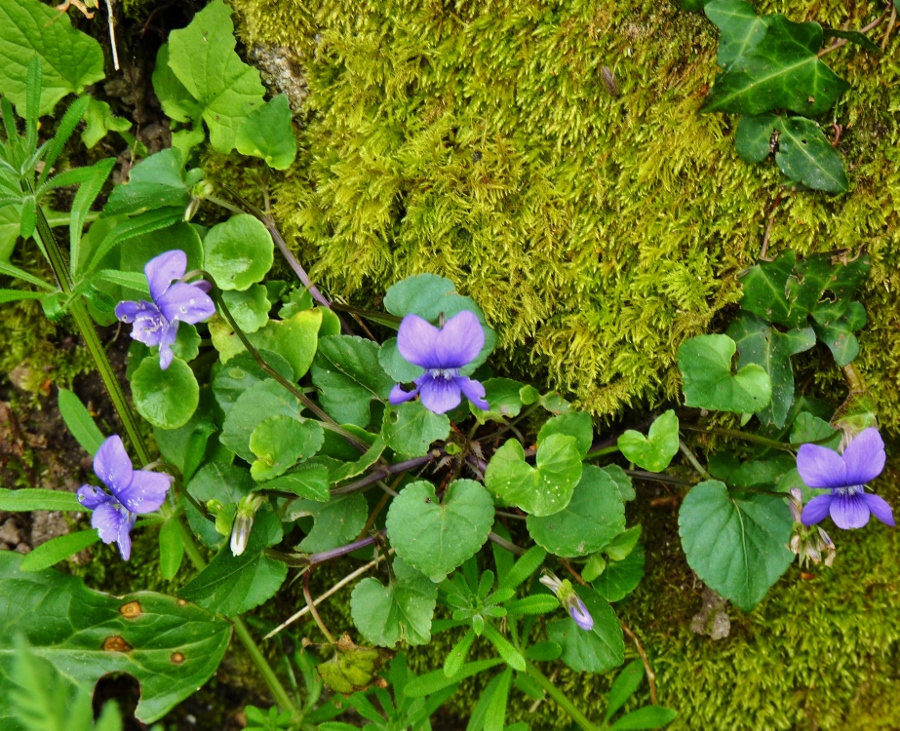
(485, 435, 583, 517)
(592, 544, 646, 603)
(249, 415, 324, 481)
(617, 410, 679, 472)
(291, 493, 369, 553)
(0, 551, 230, 724)
(526, 466, 625, 557)
(220, 379, 302, 463)
(235, 94, 297, 170)
(350, 557, 437, 647)
(537, 412, 593, 458)
(222, 284, 271, 334)
(386, 479, 494, 582)
(678, 480, 793, 611)
(678, 334, 772, 414)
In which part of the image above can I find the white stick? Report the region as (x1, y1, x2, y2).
(262, 548, 394, 640)
(105, 0, 119, 71)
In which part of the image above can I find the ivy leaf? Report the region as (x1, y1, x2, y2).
(727, 313, 815, 428)
(738, 250, 795, 325)
(350, 557, 437, 647)
(166, 0, 266, 153)
(485, 436, 583, 517)
(179, 510, 287, 616)
(311, 335, 394, 427)
(249, 416, 324, 482)
(734, 113, 778, 163)
(784, 253, 836, 326)
(204, 214, 274, 291)
(547, 588, 624, 673)
(131, 357, 199, 430)
(104, 148, 199, 216)
(292, 493, 369, 553)
(526, 466, 625, 557)
(0, 551, 230, 724)
(678, 334, 772, 414)
(235, 94, 297, 170)
(386, 480, 494, 582)
(705, 0, 768, 69)
(678, 480, 794, 611)
(0, 0, 104, 116)
(617, 410, 680, 472)
(592, 544, 646, 603)
(812, 301, 866, 366)
(702, 14, 849, 117)
(381, 401, 450, 457)
(775, 117, 848, 193)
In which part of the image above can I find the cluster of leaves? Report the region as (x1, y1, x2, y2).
(682, 0, 885, 193)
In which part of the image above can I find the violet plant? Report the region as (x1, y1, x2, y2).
(0, 2, 894, 730)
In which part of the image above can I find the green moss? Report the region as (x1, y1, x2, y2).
(226, 0, 900, 426)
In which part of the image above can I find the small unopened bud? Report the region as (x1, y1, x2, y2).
(539, 571, 593, 631)
(230, 494, 267, 556)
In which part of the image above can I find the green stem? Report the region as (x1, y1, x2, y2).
(678, 439, 711, 481)
(680, 424, 793, 452)
(583, 444, 619, 460)
(524, 661, 600, 731)
(177, 519, 300, 722)
(33, 206, 152, 466)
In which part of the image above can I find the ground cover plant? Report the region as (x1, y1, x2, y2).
(0, 0, 897, 729)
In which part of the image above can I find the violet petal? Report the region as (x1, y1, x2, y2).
(796, 443, 847, 489)
(157, 321, 179, 371)
(860, 493, 895, 527)
(840, 428, 885, 486)
(145, 250, 187, 302)
(156, 282, 216, 324)
(396, 314, 441, 369)
(569, 597, 594, 631)
(128, 307, 167, 348)
(77, 484, 113, 510)
(93, 436, 134, 494)
(117, 469, 171, 514)
(115, 300, 154, 323)
(829, 493, 871, 530)
(389, 383, 420, 405)
(800, 493, 833, 526)
(456, 376, 489, 410)
(92, 502, 126, 545)
(433, 311, 484, 368)
(116, 512, 136, 561)
(418, 374, 463, 414)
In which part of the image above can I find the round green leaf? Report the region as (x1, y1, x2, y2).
(617, 410, 680, 472)
(220, 379, 302, 462)
(485, 435, 583, 517)
(171, 323, 200, 362)
(222, 284, 271, 334)
(350, 557, 437, 648)
(131, 357, 199, 429)
(204, 214, 274, 291)
(547, 588, 624, 673)
(537, 412, 593, 458)
(526, 466, 625, 556)
(292, 493, 369, 553)
(592, 544, 646, 603)
(386, 479, 495, 582)
(249, 415, 324, 481)
(211, 349, 294, 415)
(678, 480, 794, 611)
(235, 94, 298, 169)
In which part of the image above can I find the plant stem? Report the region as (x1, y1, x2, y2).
(488, 531, 525, 556)
(32, 206, 151, 466)
(583, 444, 619, 460)
(524, 661, 600, 731)
(679, 439, 711, 480)
(303, 568, 336, 644)
(176, 519, 300, 721)
(330, 452, 439, 495)
(679, 424, 792, 452)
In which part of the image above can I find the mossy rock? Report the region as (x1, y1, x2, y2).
(225, 0, 900, 426)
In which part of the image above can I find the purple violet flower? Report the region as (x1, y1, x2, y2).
(115, 250, 216, 370)
(77, 435, 172, 560)
(389, 310, 489, 414)
(539, 572, 594, 631)
(798, 427, 895, 530)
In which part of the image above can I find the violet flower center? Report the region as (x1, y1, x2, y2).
(429, 367, 460, 380)
(834, 484, 863, 497)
